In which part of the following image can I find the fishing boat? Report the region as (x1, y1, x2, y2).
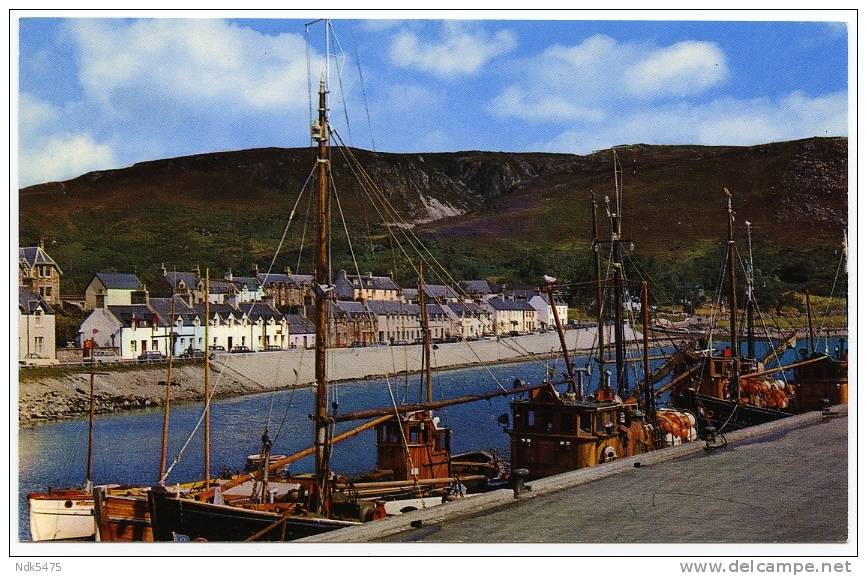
(27, 339, 100, 541)
(667, 191, 846, 433)
(504, 153, 697, 480)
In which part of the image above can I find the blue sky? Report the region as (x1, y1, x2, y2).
(17, 17, 848, 187)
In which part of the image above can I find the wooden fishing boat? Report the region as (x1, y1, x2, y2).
(666, 192, 846, 432)
(28, 345, 100, 541)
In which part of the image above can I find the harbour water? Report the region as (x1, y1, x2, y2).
(17, 337, 828, 540)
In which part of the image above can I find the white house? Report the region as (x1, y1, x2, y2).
(484, 297, 537, 335)
(285, 314, 315, 349)
(80, 304, 170, 359)
(366, 300, 422, 344)
(84, 272, 145, 310)
(19, 287, 56, 364)
(239, 302, 287, 350)
(528, 293, 569, 330)
(445, 302, 493, 339)
(195, 303, 250, 352)
(335, 270, 401, 301)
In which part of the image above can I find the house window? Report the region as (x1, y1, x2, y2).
(34, 309, 43, 326)
(44, 286, 53, 297)
(130, 340, 137, 352)
(152, 340, 159, 350)
(34, 336, 44, 354)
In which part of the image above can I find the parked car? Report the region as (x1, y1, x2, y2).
(179, 348, 205, 359)
(209, 345, 226, 353)
(263, 345, 282, 352)
(230, 346, 252, 354)
(90, 349, 124, 363)
(508, 330, 521, 337)
(137, 351, 167, 363)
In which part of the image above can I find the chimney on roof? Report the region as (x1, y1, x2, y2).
(160, 262, 167, 276)
(224, 269, 233, 281)
(194, 263, 201, 276)
(284, 266, 292, 276)
(251, 263, 259, 275)
(38, 237, 45, 250)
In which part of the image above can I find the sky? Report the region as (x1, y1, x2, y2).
(17, 16, 849, 188)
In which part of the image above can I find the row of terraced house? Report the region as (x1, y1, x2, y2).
(18, 243, 569, 363)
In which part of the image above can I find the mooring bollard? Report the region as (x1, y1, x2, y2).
(512, 468, 530, 497)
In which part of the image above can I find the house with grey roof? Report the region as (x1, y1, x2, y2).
(483, 297, 538, 335)
(80, 303, 170, 359)
(421, 283, 459, 303)
(18, 286, 56, 363)
(445, 301, 494, 339)
(335, 270, 401, 302)
(459, 280, 493, 302)
(84, 272, 146, 310)
(257, 268, 314, 311)
(332, 300, 377, 347)
(19, 241, 62, 307)
(284, 313, 315, 349)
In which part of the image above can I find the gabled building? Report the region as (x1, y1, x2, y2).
(528, 292, 569, 330)
(157, 266, 204, 304)
(19, 241, 62, 307)
(365, 300, 421, 344)
(19, 287, 56, 363)
(484, 297, 537, 335)
(459, 280, 493, 303)
(332, 300, 376, 347)
(149, 296, 202, 355)
(80, 304, 168, 359)
(84, 272, 146, 310)
(335, 270, 401, 302)
(420, 283, 459, 304)
(239, 301, 287, 350)
(195, 302, 249, 352)
(257, 268, 314, 311)
(445, 301, 493, 339)
(284, 313, 315, 349)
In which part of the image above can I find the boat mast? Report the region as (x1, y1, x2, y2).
(159, 291, 176, 482)
(203, 269, 211, 489)
(591, 193, 606, 387)
(418, 260, 433, 403)
(641, 281, 656, 426)
(610, 152, 628, 398)
(85, 337, 95, 491)
(546, 283, 576, 393)
(313, 75, 331, 515)
(745, 221, 755, 360)
(724, 189, 740, 400)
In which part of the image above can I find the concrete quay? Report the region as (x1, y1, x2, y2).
(299, 406, 848, 543)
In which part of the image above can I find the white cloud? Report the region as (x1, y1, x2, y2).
(66, 19, 320, 113)
(19, 133, 117, 187)
(389, 22, 516, 78)
(624, 41, 728, 98)
(490, 35, 728, 122)
(538, 90, 847, 154)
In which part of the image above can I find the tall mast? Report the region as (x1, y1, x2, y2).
(546, 283, 575, 393)
(159, 291, 176, 482)
(591, 193, 606, 387)
(418, 260, 433, 403)
(641, 281, 656, 426)
(610, 152, 627, 398)
(85, 337, 95, 491)
(313, 76, 331, 515)
(203, 269, 211, 488)
(724, 189, 739, 400)
(745, 221, 755, 360)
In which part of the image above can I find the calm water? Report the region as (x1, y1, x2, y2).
(19, 336, 832, 540)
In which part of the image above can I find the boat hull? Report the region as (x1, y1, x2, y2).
(28, 491, 94, 541)
(674, 390, 790, 434)
(93, 489, 153, 542)
(147, 488, 356, 542)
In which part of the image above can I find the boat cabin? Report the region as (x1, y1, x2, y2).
(375, 411, 451, 481)
(508, 384, 652, 480)
(794, 353, 848, 411)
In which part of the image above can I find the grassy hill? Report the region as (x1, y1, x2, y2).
(19, 137, 847, 304)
